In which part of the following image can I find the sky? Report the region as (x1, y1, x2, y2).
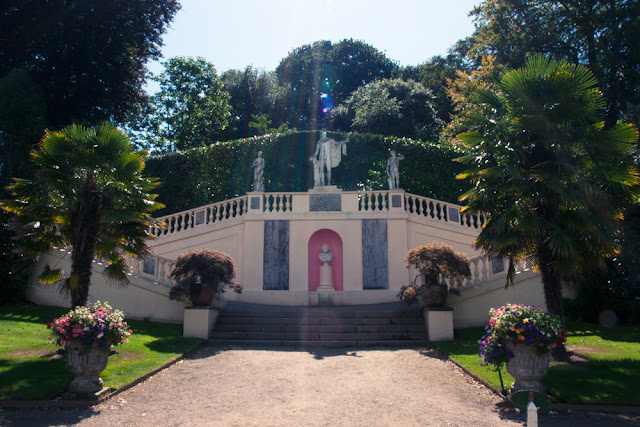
(146, 0, 481, 90)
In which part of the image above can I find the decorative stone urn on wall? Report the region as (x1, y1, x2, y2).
(504, 342, 551, 393)
(65, 340, 111, 394)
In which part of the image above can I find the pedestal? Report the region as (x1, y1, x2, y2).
(318, 263, 335, 292)
(423, 307, 454, 341)
(183, 307, 219, 339)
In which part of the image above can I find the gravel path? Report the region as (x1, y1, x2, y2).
(1, 344, 638, 426)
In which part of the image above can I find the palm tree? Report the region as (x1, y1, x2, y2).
(2, 122, 164, 306)
(456, 55, 640, 320)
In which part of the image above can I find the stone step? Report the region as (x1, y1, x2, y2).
(208, 339, 427, 348)
(220, 310, 421, 319)
(214, 323, 426, 333)
(216, 316, 423, 326)
(210, 331, 427, 341)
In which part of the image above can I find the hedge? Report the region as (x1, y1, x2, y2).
(145, 131, 469, 215)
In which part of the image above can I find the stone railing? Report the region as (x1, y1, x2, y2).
(358, 191, 390, 211)
(263, 193, 294, 213)
(148, 190, 485, 241)
(404, 193, 487, 230)
(149, 195, 248, 237)
(126, 253, 176, 288)
(449, 254, 532, 289)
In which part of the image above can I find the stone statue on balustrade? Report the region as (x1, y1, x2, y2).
(317, 243, 335, 292)
(386, 150, 404, 190)
(251, 151, 265, 192)
(310, 131, 348, 186)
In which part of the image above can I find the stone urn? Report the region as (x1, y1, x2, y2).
(190, 285, 216, 306)
(420, 284, 448, 307)
(65, 340, 111, 394)
(504, 341, 551, 393)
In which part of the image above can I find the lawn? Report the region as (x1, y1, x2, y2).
(433, 321, 640, 405)
(0, 304, 202, 400)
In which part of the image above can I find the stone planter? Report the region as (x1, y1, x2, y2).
(505, 341, 550, 393)
(65, 340, 111, 394)
(419, 284, 448, 307)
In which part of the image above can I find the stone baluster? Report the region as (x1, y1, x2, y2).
(414, 197, 422, 215)
(473, 259, 480, 284)
(481, 257, 488, 281)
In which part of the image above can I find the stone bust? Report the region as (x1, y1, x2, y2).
(318, 243, 333, 264)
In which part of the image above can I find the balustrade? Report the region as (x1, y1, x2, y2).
(125, 254, 175, 288)
(149, 196, 248, 237)
(263, 193, 294, 212)
(404, 193, 487, 229)
(358, 191, 389, 211)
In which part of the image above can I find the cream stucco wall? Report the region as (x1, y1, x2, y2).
(27, 190, 548, 327)
(27, 249, 186, 323)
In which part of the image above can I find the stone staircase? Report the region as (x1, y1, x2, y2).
(209, 302, 427, 347)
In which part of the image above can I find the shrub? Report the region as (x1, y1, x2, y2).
(169, 249, 241, 306)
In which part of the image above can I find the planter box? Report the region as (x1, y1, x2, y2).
(423, 307, 453, 341)
(183, 307, 219, 339)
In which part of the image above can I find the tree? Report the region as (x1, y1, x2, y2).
(469, 0, 640, 128)
(456, 56, 640, 320)
(220, 67, 282, 139)
(137, 57, 232, 151)
(331, 78, 441, 141)
(0, 0, 180, 128)
(2, 123, 164, 307)
(275, 39, 397, 130)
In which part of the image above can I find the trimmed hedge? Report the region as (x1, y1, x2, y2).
(145, 131, 469, 215)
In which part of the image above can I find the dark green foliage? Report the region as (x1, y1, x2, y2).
(0, 0, 180, 128)
(133, 57, 232, 151)
(146, 131, 468, 215)
(469, 0, 640, 127)
(275, 39, 397, 130)
(330, 78, 442, 141)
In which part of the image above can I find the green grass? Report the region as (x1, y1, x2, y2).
(0, 304, 203, 400)
(433, 321, 640, 405)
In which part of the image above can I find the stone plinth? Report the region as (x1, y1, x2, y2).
(309, 291, 343, 306)
(183, 307, 219, 339)
(423, 307, 453, 341)
(318, 263, 335, 292)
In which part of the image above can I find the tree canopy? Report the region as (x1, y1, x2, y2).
(331, 78, 441, 141)
(469, 0, 640, 127)
(275, 39, 397, 130)
(135, 56, 232, 151)
(456, 56, 640, 319)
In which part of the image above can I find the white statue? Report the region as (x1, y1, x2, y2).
(317, 243, 335, 292)
(252, 151, 265, 192)
(311, 131, 348, 186)
(386, 150, 405, 190)
(309, 156, 323, 188)
(318, 243, 333, 264)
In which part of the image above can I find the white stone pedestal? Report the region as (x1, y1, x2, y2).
(309, 291, 343, 306)
(183, 307, 219, 339)
(318, 263, 335, 292)
(423, 307, 454, 341)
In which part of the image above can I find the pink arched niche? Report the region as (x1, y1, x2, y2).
(308, 229, 343, 291)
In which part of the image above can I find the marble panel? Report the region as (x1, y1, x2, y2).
(263, 220, 289, 290)
(362, 219, 388, 289)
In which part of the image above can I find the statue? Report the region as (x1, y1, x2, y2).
(386, 150, 405, 190)
(317, 243, 335, 292)
(310, 131, 348, 186)
(309, 156, 323, 188)
(251, 151, 265, 192)
(318, 243, 333, 264)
